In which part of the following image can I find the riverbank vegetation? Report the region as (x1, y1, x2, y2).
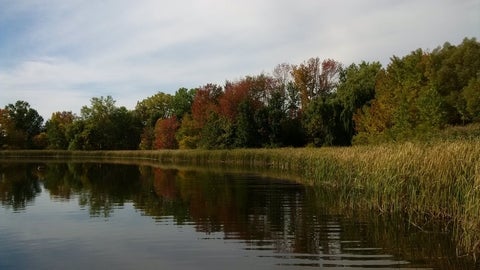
(1, 38, 479, 150)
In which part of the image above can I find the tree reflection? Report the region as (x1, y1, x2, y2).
(74, 163, 143, 217)
(0, 162, 472, 268)
(42, 163, 83, 200)
(0, 163, 41, 211)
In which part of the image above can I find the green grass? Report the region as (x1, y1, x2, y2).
(1, 140, 480, 257)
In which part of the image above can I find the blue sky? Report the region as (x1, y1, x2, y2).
(1, 0, 479, 119)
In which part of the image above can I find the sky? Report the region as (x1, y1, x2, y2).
(0, 0, 479, 120)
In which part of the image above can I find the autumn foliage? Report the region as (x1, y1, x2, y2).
(154, 116, 180, 149)
(2, 37, 479, 150)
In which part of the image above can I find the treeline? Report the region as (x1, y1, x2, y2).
(1, 37, 479, 150)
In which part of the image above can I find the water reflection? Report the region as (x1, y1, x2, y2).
(0, 162, 476, 269)
(0, 163, 41, 211)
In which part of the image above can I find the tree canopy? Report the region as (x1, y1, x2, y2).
(2, 37, 479, 150)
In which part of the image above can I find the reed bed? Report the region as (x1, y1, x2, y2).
(1, 140, 480, 257)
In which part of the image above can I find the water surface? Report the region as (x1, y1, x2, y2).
(0, 162, 475, 269)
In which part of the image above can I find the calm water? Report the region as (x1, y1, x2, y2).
(0, 162, 475, 269)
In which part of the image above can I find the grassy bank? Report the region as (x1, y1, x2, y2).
(1, 140, 480, 257)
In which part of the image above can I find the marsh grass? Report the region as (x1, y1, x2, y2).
(1, 140, 480, 257)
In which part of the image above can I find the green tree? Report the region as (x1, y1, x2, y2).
(303, 97, 346, 146)
(172, 88, 196, 119)
(198, 112, 234, 149)
(66, 119, 88, 150)
(462, 78, 480, 121)
(256, 91, 287, 147)
(176, 113, 200, 149)
(416, 86, 447, 135)
(3, 101, 44, 149)
(431, 37, 480, 124)
(0, 108, 16, 149)
(109, 107, 142, 149)
(353, 50, 434, 143)
(234, 100, 258, 147)
(337, 61, 382, 143)
(45, 111, 76, 149)
(69, 96, 141, 150)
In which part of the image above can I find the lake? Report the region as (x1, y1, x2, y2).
(0, 162, 475, 269)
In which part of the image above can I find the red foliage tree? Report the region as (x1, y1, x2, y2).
(191, 83, 222, 128)
(154, 116, 180, 149)
(219, 80, 250, 121)
(219, 75, 274, 122)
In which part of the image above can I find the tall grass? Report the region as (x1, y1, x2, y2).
(1, 140, 480, 257)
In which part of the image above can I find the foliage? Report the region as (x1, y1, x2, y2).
(431, 38, 480, 124)
(2, 37, 479, 149)
(303, 97, 349, 146)
(336, 61, 382, 142)
(176, 113, 200, 149)
(354, 38, 480, 144)
(69, 96, 141, 150)
(291, 57, 341, 108)
(172, 87, 196, 119)
(198, 113, 234, 149)
(135, 92, 173, 149)
(1, 101, 44, 149)
(45, 111, 76, 149)
(462, 78, 480, 121)
(154, 116, 180, 149)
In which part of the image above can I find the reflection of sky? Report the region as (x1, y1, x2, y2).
(0, 189, 275, 270)
(0, 179, 446, 269)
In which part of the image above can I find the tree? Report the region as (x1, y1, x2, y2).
(256, 91, 287, 147)
(176, 113, 200, 149)
(172, 88, 196, 119)
(303, 97, 347, 146)
(45, 111, 76, 149)
(109, 107, 142, 149)
(234, 100, 258, 147)
(319, 59, 342, 94)
(291, 58, 341, 108)
(416, 86, 447, 133)
(154, 116, 180, 149)
(198, 113, 234, 149)
(135, 92, 173, 149)
(352, 46, 470, 143)
(3, 101, 44, 149)
(336, 61, 382, 143)
(462, 78, 480, 121)
(353, 51, 430, 142)
(66, 119, 88, 150)
(431, 37, 480, 124)
(220, 80, 250, 122)
(292, 57, 321, 108)
(191, 83, 222, 129)
(0, 109, 16, 149)
(273, 63, 301, 119)
(77, 96, 117, 150)
(70, 96, 141, 150)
